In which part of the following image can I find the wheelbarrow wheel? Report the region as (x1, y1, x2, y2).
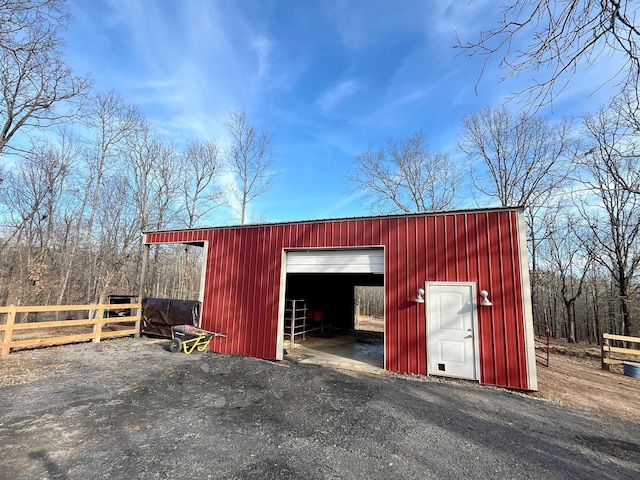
(169, 338, 182, 353)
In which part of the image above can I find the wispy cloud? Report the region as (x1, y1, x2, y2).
(317, 80, 359, 115)
(318, 191, 367, 219)
(63, 0, 623, 224)
(251, 36, 273, 84)
(328, 0, 430, 50)
(81, 0, 279, 139)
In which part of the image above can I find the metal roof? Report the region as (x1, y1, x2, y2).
(142, 205, 525, 235)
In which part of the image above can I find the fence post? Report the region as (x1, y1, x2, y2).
(1, 307, 16, 356)
(136, 243, 150, 339)
(93, 305, 106, 343)
(601, 334, 610, 371)
(544, 326, 550, 367)
(134, 302, 142, 339)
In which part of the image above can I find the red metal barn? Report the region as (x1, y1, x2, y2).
(143, 207, 537, 390)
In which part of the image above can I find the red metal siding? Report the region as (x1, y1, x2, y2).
(144, 209, 531, 390)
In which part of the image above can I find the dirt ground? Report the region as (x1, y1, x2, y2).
(354, 315, 384, 332)
(535, 339, 640, 423)
(0, 336, 639, 479)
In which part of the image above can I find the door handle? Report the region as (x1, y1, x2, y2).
(464, 335, 473, 339)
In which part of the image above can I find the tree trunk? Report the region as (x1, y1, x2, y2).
(566, 300, 576, 343)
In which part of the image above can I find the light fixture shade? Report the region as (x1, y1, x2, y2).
(479, 290, 492, 306)
(415, 288, 425, 303)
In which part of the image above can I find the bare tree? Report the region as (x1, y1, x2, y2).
(140, 147, 183, 299)
(225, 109, 277, 224)
(348, 130, 461, 214)
(0, 134, 75, 305)
(0, 165, 43, 256)
(82, 91, 144, 246)
(25, 142, 72, 263)
(92, 173, 140, 303)
(0, 139, 70, 253)
(578, 107, 640, 337)
(0, 0, 90, 155)
(459, 105, 574, 325)
(583, 263, 609, 343)
(173, 140, 224, 298)
(458, 105, 573, 265)
(177, 140, 224, 229)
(0, 89, 217, 307)
(455, 1, 640, 108)
(47, 128, 87, 305)
(459, 105, 572, 207)
(525, 203, 562, 322)
(540, 208, 592, 342)
(595, 88, 640, 194)
(79, 91, 145, 303)
(124, 122, 178, 233)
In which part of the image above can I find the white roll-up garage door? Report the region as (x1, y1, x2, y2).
(286, 248, 384, 274)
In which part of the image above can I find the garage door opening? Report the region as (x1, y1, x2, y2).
(280, 248, 385, 372)
(141, 242, 206, 301)
(139, 242, 207, 336)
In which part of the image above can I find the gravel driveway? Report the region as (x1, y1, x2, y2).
(1, 338, 638, 479)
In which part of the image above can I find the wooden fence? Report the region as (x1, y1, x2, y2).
(601, 333, 640, 370)
(0, 303, 141, 356)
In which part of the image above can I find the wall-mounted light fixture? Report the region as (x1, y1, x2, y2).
(479, 290, 492, 306)
(415, 288, 425, 303)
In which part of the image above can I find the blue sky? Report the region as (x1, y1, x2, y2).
(64, 0, 621, 225)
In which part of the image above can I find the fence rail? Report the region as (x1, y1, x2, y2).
(601, 333, 640, 370)
(0, 303, 141, 356)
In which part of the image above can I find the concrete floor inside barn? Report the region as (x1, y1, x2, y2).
(284, 330, 385, 374)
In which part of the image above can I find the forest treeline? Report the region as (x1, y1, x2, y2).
(0, 92, 272, 308)
(1, 0, 639, 343)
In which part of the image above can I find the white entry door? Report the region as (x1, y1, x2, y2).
(426, 283, 478, 380)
